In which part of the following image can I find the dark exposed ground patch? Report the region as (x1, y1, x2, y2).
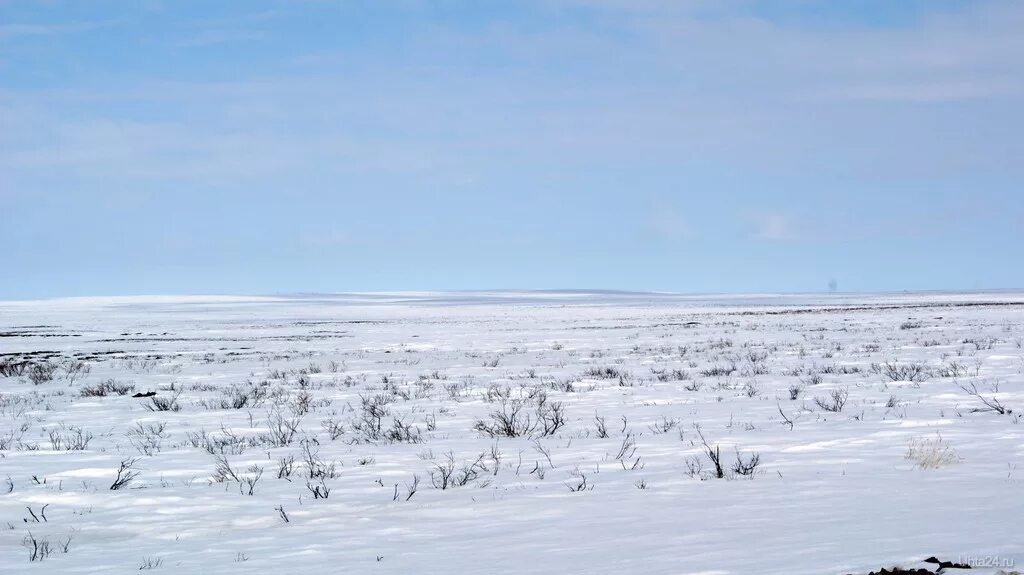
(734, 301, 1024, 317)
(0, 331, 81, 338)
(91, 334, 351, 343)
(0, 350, 62, 357)
(847, 556, 977, 575)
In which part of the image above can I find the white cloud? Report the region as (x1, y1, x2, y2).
(807, 79, 1024, 103)
(0, 20, 120, 40)
(176, 29, 266, 48)
(752, 213, 796, 242)
(647, 207, 692, 242)
(297, 230, 352, 248)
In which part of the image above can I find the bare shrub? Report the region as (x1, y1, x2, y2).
(127, 421, 168, 456)
(430, 451, 489, 489)
(549, 378, 578, 393)
(695, 425, 725, 479)
(186, 427, 252, 455)
(350, 394, 391, 442)
(301, 443, 339, 480)
(906, 434, 961, 469)
(240, 465, 264, 495)
(800, 373, 823, 387)
(474, 388, 567, 438)
(275, 505, 289, 523)
(306, 477, 331, 499)
(684, 455, 704, 478)
(81, 379, 135, 397)
(474, 395, 534, 438)
(582, 366, 623, 380)
(614, 432, 638, 461)
(565, 474, 591, 492)
(110, 458, 140, 490)
(0, 429, 24, 450)
(652, 368, 689, 382)
(143, 392, 181, 412)
(731, 449, 762, 477)
(212, 454, 240, 483)
(0, 359, 30, 377)
(402, 474, 420, 501)
(264, 407, 302, 447)
(443, 381, 468, 401)
(322, 417, 345, 440)
(535, 392, 567, 437)
(62, 360, 91, 383)
(771, 402, 794, 430)
(48, 424, 93, 451)
(277, 455, 296, 480)
(615, 432, 643, 470)
(873, 361, 929, 383)
(963, 337, 996, 351)
(820, 364, 862, 375)
(291, 390, 313, 415)
(218, 382, 268, 409)
(693, 425, 761, 479)
(27, 362, 59, 385)
(648, 416, 679, 435)
(383, 413, 422, 444)
(742, 381, 761, 397)
(958, 381, 1012, 415)
(700, 364, 736, 377)
(937, 361, 969, 378)
(814, 388, 849, 412)
(24, 531, 67, 562)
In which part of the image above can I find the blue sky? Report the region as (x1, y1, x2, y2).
(2, 0, 1021, 299)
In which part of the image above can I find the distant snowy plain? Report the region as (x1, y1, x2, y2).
(1, 291, 1022, 574)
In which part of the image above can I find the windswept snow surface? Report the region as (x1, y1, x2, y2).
(1, 291, 1022, 574)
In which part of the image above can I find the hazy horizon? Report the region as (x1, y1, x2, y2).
(5, 286, 1024, 307)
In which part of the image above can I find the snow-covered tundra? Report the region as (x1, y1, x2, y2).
(0, 292, 1022, 574)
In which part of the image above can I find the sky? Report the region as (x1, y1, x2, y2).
(1, 0, 1022, 299)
